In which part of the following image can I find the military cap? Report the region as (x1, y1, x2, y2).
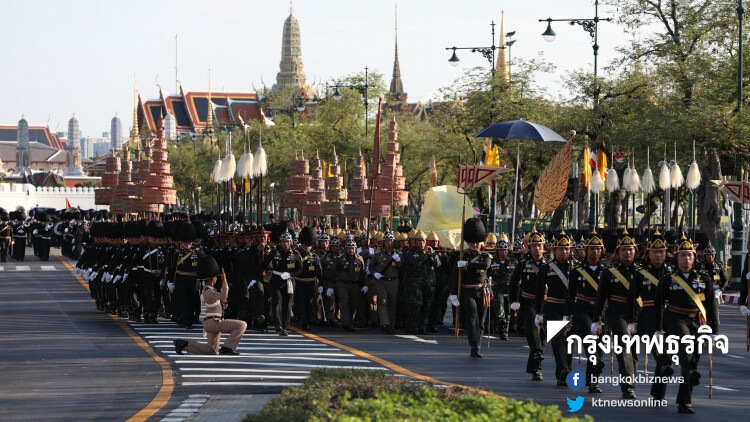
(408, 228, 417, 239)
(647, 229, 668, 251)
(584, 230, 604, 248)
(428, 231, 440, 241)
(413, 229, 427, 240)
(616, 230, 638, 250)
(345, 239, 357, 248)
(318, 233, 329, 242)
(704, 241, 716, 255)
(553, 231, 573, 248)
(485, 233, 497, 243)
(197, 255, 221, 280)
(299, 226, 317, 246)
(528, 229, 545, 245)
(674, 233, 696, 254)
(383, 231, 395, 241)
(329, 236, 340, 246)
(575, 236, 585, 250)
(280, 230, 293, 241)
(513, 237, 524, 248)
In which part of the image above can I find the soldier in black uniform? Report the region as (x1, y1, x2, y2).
(488, 233, 515, 340)
(595, 230, 639, 399)
(627, 229, 673, 399)
(12, 211, 27, 261)
(36, 211, 52, 261)
(295, 226, 324, 330)
(569, 230, 607, 393)
(510, 229, 547, 380)
(139, 221, 166, 324)
(173, 222, 202, 329)
(449, 218, 492, 358)
(260, 230, 302, 336)
(536, 232, 574, 386)
(699, 242, 728, 306)
(322, 235, 341, 327)
(0, 211, 12, 262)
(655, 234, 719, 414)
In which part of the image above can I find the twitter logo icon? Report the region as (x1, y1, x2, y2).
(566, 396, 584, 413)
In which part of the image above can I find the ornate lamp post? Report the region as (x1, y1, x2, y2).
(330, 66, 371, 135)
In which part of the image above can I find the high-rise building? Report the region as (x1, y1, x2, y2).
(272, 6, 307, 95)
(111, 113, 123, 151)
(64, 114, 84, 177)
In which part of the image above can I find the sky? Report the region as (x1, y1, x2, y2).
(0, 0, 644, 137)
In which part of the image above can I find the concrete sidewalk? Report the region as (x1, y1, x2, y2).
(181, 394, 276, 422)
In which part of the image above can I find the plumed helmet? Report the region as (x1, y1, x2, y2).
(344, 233, 354, 242)
(463, 218, 486, 243)
(584, 230, 604, 248)
(616, 229, 638, 250)
(345, 239, 357, 248)
(318, 233, 329, 242)
(36, 211, 48, 223)
(553, 231, 573, 248)
(299, 226, 317, 246)
(0, 211, 9, 222)
(197, 255, 221, 280)
(148, 220, 165, 238)
(329, 236, 340, 246)
(178, 221, 197, 242)
(704, 241, 716, 255)
(575, 236, 585, 250)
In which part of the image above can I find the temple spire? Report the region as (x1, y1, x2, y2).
(131, 77, 139, 141)
(496, 10, 509, 83)
(389, 3, 404, 98)
(206, 68, 214, 130)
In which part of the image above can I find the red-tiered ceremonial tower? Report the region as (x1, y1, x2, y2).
(322, 147, 346, 217)
(303, 152, 326, 217)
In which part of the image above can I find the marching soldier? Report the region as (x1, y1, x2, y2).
(140, 221, 166, 324)
(335, 239, 366, 332)
(488, 233, 514, 340)
(510, 229, 548, 380)
(372, 231, 401, 334)
(0, 211, 11, 263)
(627, 229, 673, 400)
(322, 235, 341, 327)
(260, 230, 302, 336)
(700, 242, 728, 305)
(449, 218, 492, 357)
(173, 221, 202, 329)
(574, 237, 586, 264)
(36, 212, 52, 261)
(295, 227, 324, 330)
(594, 230, 639, 399)
(428, 232, 451, 332)
(401, 230, 441, 335)
(245, 229, 272, 332)
(655, 234, 719, 414)
(12, 211, 27, 261)
(536, 232, 574, 386)
(569, 230, 607, 393)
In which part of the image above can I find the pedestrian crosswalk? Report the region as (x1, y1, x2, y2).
(0, 265, 60, 271)
(129, 321, 388, 389)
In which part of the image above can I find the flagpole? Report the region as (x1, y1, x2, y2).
(511, 140, 520, 240)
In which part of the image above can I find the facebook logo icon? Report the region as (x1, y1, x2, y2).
(566, 370, 584, 390)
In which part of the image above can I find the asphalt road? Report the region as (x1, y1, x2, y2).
(302, 303, 750, 421)
(0, 249, 162, 422)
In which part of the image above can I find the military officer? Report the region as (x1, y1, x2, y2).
(372, 231, 401, 334)
(335, 239, 366, 332)
(172, 222, 202, 329)
(449, 218, 492, 358)
(401, 230, 442, 335)
(260, 230, 302, 336)
(510, 229, 548, 380)
(655, 234, 719, 414)
(0, 211, 12, 263)
(488, 233, 515, 340)
(295, 227, 324, 330)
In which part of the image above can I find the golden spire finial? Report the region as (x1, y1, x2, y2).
(206, 68, 214, 130)
(131, 76, 139, 141)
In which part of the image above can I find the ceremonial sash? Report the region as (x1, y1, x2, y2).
(638, 269, 661, 286)
(177, 251, 193, 267)
(669, 274, 707, 321)
(576, 267, 599, 291)
(548, 262, 569, 289)
(609, 268, 642, 307)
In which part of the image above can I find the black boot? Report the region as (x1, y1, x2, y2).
(677, 403, 694, 414)
(173, 339, 188, 355)
(219, 346, 240, 355)
(470, 349, 483, 358)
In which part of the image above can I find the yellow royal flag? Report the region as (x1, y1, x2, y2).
(245, 179, 251, 194)
(485, 144, 501, 167)
(582, 147, 591, 189)
(597, 147, 607, 183)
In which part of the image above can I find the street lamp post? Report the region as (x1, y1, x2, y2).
(731, 0, 746, 289)
(330, 66, 370, 135)
(445, 21, 515, 235)
(539, 0, 612, 229)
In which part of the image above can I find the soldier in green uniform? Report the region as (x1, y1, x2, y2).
(372, 231, 401, 334)
(449, 218, 492, 358)
(260, 230, 302, 336)
(655, 234, 719, 414)
(488, 233, 514, 340)
(335, 239, 366, 332)
(294, 226, 324, 330)
(536, 232, 574, 386)
(401, 230, 441, 335)
(510, 229, 547, 380)
(627, 229, 673, 400)
(322, 235, 341, 327)
(699, 242, 728, 304)
(569, 230, 607, 393)
(594, 230, 639, 399)
(0, 211, 11, 263)
(428, 232, 451, 332)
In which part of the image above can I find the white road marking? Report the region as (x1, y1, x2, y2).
(14, 266, 30, 271)
(180, 368, 310, 374)
(395, 335, 438, 344)
(40, 266, 57, 271)
(182, 374, 309, 379)
(182, 381, 302, 386)
(725, 354, 746, 359)
(174, 359, 386, 370)
(704, 385, 738, 391)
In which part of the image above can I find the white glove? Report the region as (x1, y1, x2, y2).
(510, 302, 520, 311)
(627, 323, 637, 336)
(91, 271, 97, 281)
(449, 294, 460, 307)
(326, 288, 334, 297)
(741, 305, 750, 317)
(457, 260, 468, 268)
(318, 286, 324, 294)
(591, 322, 601, 335)
(159, 279, 166, 287)
(361, 285, 369, 294)
(374, 272, 383, 280)
(281, 272, 291, 280)
(392, 253, 401, 262)
(72, 268, 79, 276)
(113, 275, 122, 284)
(122, 274, 128, 282)
(534, 314, 543, 328)
(167, 282, 175, 292)
(249, 280, 258, 288)
(714, 288, 722, 299)
(369, 247, 375, 255)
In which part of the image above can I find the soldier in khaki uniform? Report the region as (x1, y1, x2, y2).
(335, 239, 366, 331)
(322, 236, 341, 326)
(372, 232, 401, 333)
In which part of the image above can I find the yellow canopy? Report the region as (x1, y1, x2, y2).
(416, 185, 472, 249)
